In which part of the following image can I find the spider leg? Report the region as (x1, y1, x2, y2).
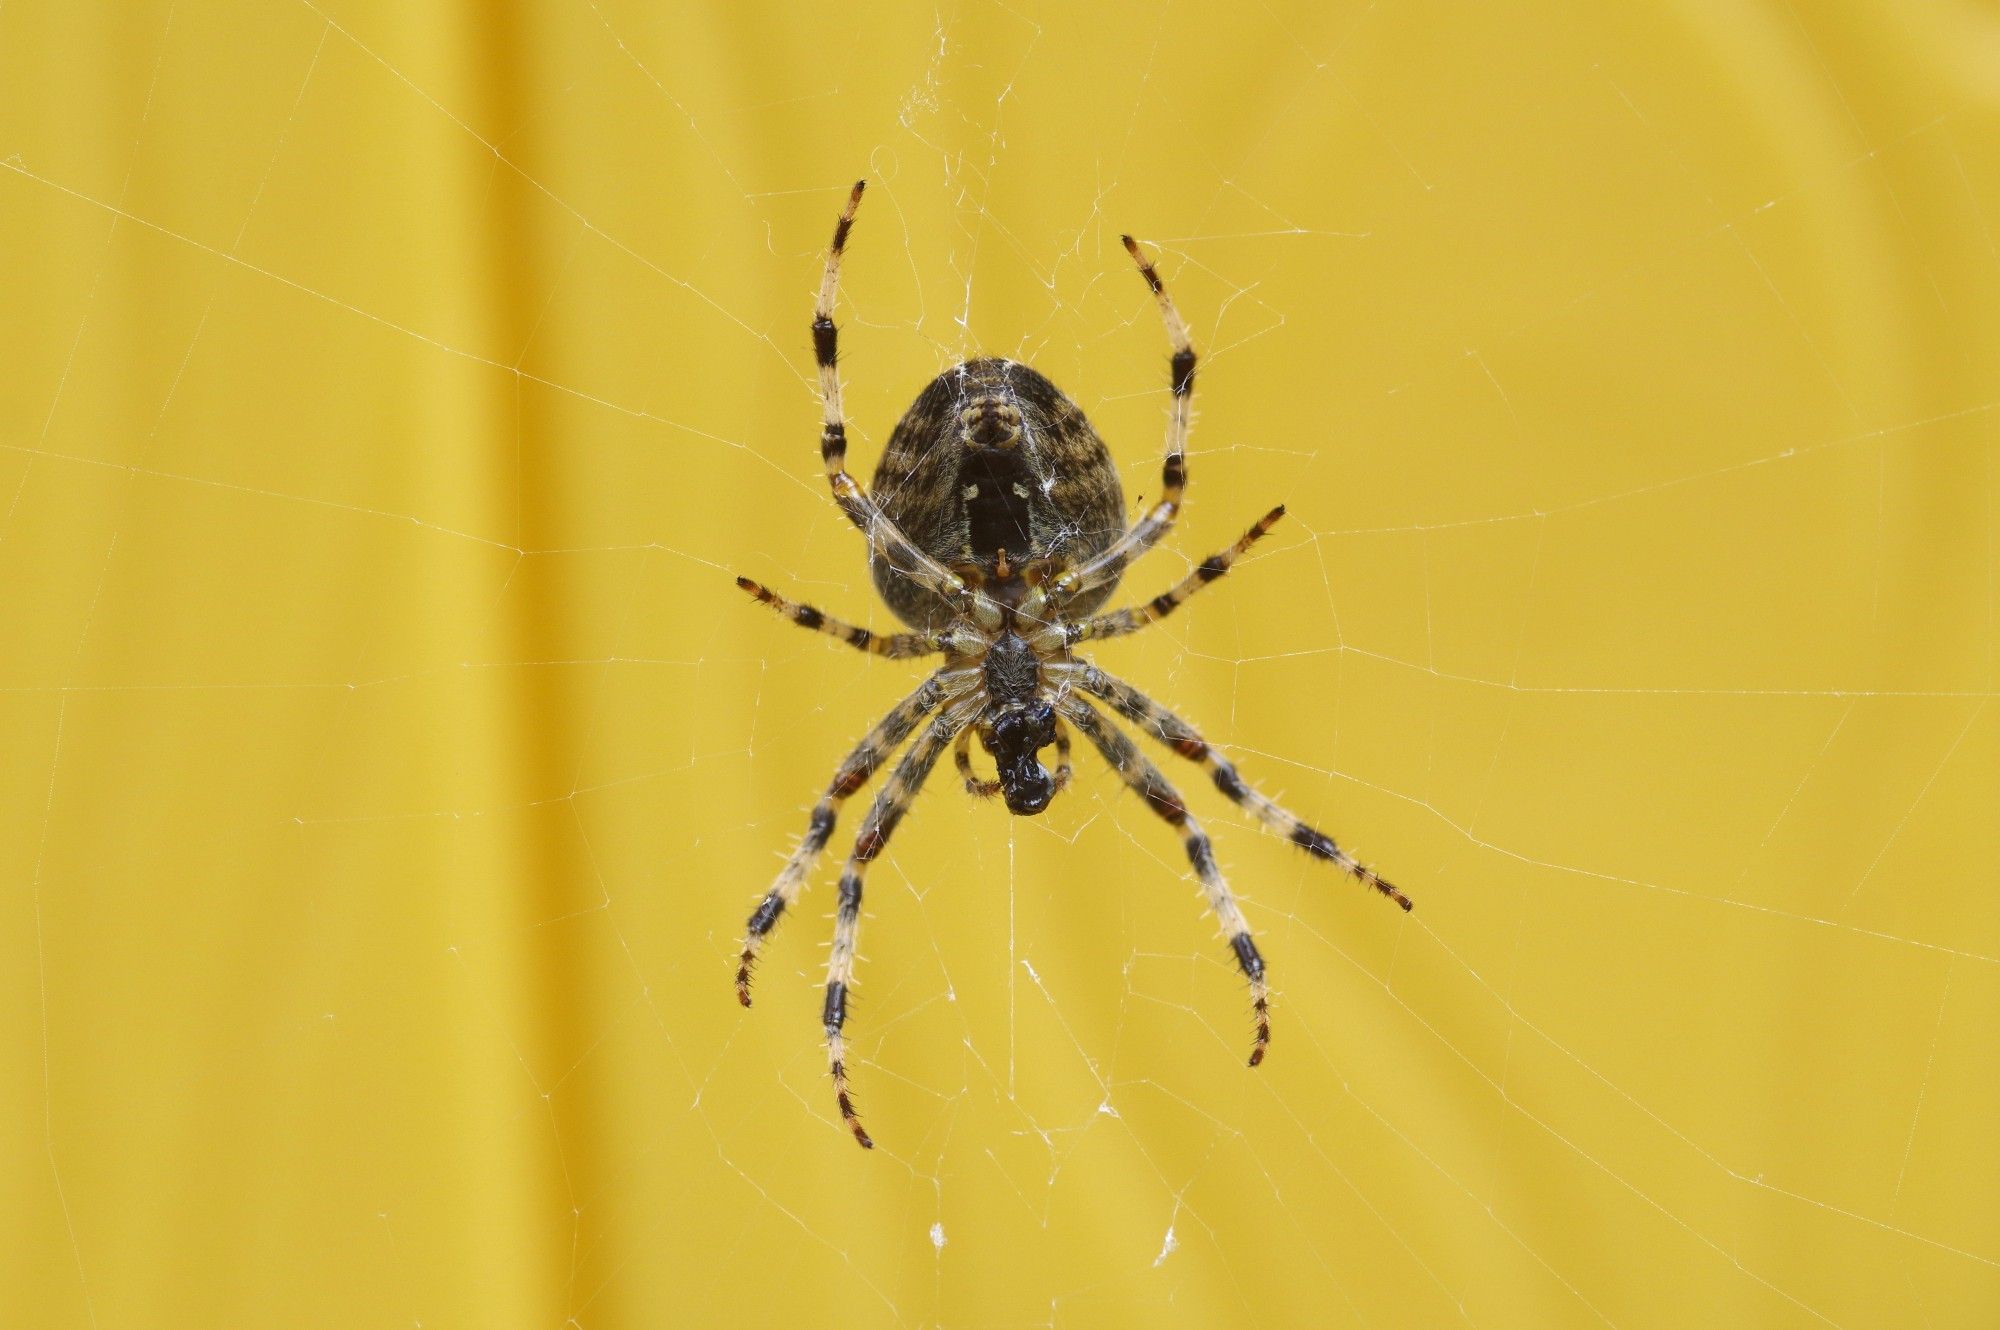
(1069, 505, 1285, 645)
(811, 181, 972, 609)
(1036, 235, 1197, 615)
(736, 575, 942, 659)
(1058, 695, 1271, 1067)
(736, 671, 963, 1005)
(955, 717, 1071, 798)
(953, 725, 1001, 797)
(1050, 717, 1074, 793)
(1066, 663, 1410, 911)
(823, 702, 977, 1148)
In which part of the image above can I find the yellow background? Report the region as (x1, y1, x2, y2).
(4, 2, 1997, 1326)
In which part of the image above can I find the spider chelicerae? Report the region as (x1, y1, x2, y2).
(736, 181, 1409, 1149)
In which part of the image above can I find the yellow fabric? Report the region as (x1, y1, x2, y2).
(4, 3, 1996, 1326)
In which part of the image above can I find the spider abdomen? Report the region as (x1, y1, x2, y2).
(869, 357, 1125, 628)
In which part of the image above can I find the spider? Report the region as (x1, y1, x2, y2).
(735, 181, 1409, 1149)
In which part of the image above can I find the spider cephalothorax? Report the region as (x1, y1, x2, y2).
(978, 634, 1061, 814)
(734, 181, 1410, 1149)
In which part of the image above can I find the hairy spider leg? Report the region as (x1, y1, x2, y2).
(736, 671, 969, 1005)
(823, 700, 980, 1147)
(735, 575, 942, 659)
(1069, 505, 1286, 645)
(1034, 235, 1197, 617)
(812, 181, 975, 609)
(1060, 696, 1271, 1066)
(1065, 663, 1411, 911)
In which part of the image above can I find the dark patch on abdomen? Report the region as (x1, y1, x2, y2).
(961, 449, 1035, 564)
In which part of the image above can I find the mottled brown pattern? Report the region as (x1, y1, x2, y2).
(869, 358, 1126, 629)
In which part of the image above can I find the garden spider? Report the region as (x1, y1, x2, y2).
(736, 181, 1409, 1149)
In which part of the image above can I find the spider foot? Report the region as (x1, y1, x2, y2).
(1120, 233, 1163, 293)
(1290, 824, 1414, 912)
(831, 1057, 874, 1149)
(1248, 994, 1270, 1067)
(1367, 869, 1413, 912)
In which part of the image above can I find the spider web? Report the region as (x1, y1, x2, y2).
(5, 2, 1998, 1327)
